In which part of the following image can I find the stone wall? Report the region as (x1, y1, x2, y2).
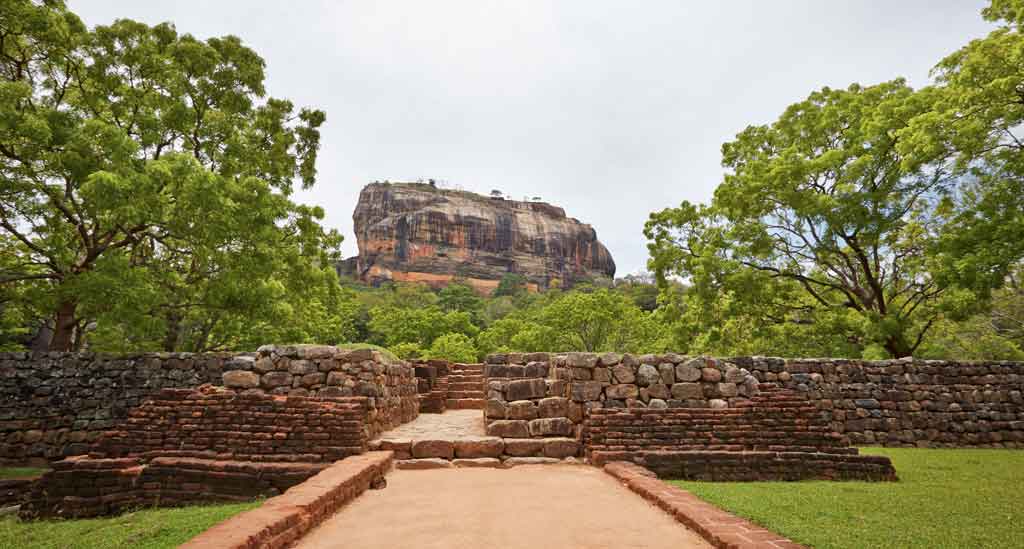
(0, 350, 234, 462)
(1, 345, 419, 462)
(734, 357, 1024, 448)
(483, 352, 760, 439)
(94, 386, 369, 462)
(220, 345, 419, 440)
(485, 352, 1024, 449)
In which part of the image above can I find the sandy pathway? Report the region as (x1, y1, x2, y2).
(294, 465, 712, 549)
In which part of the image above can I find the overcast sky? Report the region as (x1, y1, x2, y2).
(72, 1, 993, 276)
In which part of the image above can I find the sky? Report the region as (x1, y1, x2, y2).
(71, 0, 994, 276)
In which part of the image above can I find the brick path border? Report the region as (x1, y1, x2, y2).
(181, 451, 393, 549)
(603, 461, 805, 549)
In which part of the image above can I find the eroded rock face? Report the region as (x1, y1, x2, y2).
(348, 182, 616, 293)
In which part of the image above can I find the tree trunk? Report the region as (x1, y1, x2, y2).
(49, 299, 79, 352)
(884, 333, 913, 358)
(162, 311, 182, 352)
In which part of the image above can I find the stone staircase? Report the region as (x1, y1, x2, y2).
(445, 363, 485, 410)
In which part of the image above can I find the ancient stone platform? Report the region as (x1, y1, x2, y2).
(368, 410, 580, 468)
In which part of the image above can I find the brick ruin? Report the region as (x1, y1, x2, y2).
(2, 347, 1023, 520)
(11, 345, 419, 518)
(588, 388, 897, 481)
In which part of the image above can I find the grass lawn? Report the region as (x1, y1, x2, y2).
(669, 448, 1024, 549)
(0, 501, 261, 549)
(0, 467, 48, 480)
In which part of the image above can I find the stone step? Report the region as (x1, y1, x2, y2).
(446, 398, 485, 410)
(394, 456, 580, 470)
(369, 437, 581, 461)
(448, 382, 483, 391)
(452, 365, 484, 373)
(448, 374, 483, 381)
(447, 391, 484, 400)
(448, 375, 483, 382)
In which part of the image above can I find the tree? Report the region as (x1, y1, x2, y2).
(437, 280, 483, 317)
(646, 80, 1003, 358)
(475, 317, 553, 357)
(474, 288, 666, 355)
(426, 333, 477, 363)
(899, 0, 1024, 298)
(0, 1, 334, 350)
(919, 263, 1024, 360)
(492, 273, 528, 297)
(367, 306, 478, 349)
(614, 272, 661, 312)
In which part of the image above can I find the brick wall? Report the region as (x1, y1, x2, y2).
(20, 455, 329, 519)
(588, 389, 852, 456)
(94, 386, 369, 462)
(20, 385, 379, 518)
(588, 388, 897, 481)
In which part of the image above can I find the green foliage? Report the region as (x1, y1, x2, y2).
(388, 342, 424, 360)
(0, 0, 338, 351)
(917, 267, 1024, 360)
(474, 288, 667, 357)
(646, 2, 1024, 358)
(426, 333, 478, 363)
(671, 447, 1024, 549)
(367, 305, 478, 349)
(0, 501, 261, 549)
(492, 273, 528, 297)
(437, 280, 484, 319)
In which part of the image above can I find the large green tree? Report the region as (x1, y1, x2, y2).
(0, 1, 337, 350)
(646, 2, 1024, 359)
(647, 81, 956, 357)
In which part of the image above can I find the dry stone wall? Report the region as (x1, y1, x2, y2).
(735, 357, 1024, 448)
(483, 352, 760, 439)
(0, 351, 234, 462)
(485, 353, 1024, 449)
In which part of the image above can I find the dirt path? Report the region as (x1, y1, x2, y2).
(294, 465, 712, 549)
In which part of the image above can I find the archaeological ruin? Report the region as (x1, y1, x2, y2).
(1, 346, 1022, 547)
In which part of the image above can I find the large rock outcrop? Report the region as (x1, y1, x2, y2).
(346, 182, 615, 293)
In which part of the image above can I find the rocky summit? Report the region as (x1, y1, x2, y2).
(343, 182, 616, 293)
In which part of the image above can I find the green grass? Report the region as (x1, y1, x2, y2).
(0, 501, 261, 549)
(669, 448, 1024, 549)
(0, 467, 47, 480)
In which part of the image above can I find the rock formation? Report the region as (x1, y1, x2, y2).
(345, 182, 615, 293)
